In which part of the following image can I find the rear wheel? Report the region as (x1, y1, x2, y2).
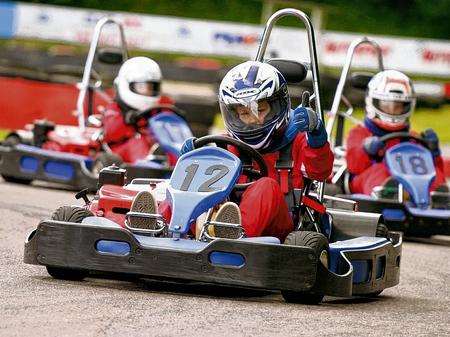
(46, 206, 93, 280)
(281, 231, 329, 304)
(92, 152, 123, 176)
(375, 223, 389, 238)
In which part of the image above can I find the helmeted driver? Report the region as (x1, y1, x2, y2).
(346, 70, 446, 194)
(129, 61, 333, 241)
(101, 56, 174, 162)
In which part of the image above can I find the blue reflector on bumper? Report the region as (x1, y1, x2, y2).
(382, 208, 406, 222)
(44, 161, 75, 181)
(352, 260, 370, 284)
(20, 156, 39, 173)
(209, 251, 245, 267)
(96, 240, 131, 256)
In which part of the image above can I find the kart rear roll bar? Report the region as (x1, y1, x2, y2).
(256, 8, 323, 122)
(326, 37, 384, 145)
(255, 8, 324, 200)
(76, 17, 129, 131)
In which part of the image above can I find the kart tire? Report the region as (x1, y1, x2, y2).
(376, 223, 389, 238)
(46, 206, 94, 281)
(51, 205, 94, 223)
(46, 266, 88, 281)
(281, 231, 329, 305)
(1, 174, 33, 185)
(3, 134, 21, 146)
(92, 152, 123, 176)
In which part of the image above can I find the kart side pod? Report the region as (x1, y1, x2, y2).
(329, 209, 383, 241)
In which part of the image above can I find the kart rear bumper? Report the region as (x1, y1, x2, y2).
(24, 220, 401, 297)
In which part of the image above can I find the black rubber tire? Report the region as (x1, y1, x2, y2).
(1, 174, 33, 185)
(281, 231, 329, 304)
(3, 134, 21, 146)
(375, 223, 389, 238)
(47, 206, 93, 280)
(92, 152, 123, 176)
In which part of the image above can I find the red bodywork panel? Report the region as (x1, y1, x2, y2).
(0, 76, 111, 129)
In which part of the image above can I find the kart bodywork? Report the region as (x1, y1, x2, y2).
(0, 18, 192, 190)
(325, 37, 450, 237)
(24, 9, 402, 303)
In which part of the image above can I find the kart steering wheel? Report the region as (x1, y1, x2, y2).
(379, 132, 430, 150)
(193, 135, 268, 190)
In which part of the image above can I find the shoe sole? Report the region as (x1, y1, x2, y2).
(210, 202, 242, 239)
(129, 191, 157, 230)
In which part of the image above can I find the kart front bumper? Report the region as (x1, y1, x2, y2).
(343, 195, 450, 237)
(0, 144, 97, 190)
(24, 220, 401, 297)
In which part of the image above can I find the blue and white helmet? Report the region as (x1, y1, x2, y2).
(219, 61, 290, 150)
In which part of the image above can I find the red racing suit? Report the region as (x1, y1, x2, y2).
(159, 132, 334, 241)
(346, 121, 446, 195)
(102, 96, 175, 163)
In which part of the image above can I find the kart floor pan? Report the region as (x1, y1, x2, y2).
(24, 220, 401, 297)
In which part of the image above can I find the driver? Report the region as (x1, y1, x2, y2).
(102, 56, 174, 162)
(346, 70, 446, 194)
(129, 61, 333, 241)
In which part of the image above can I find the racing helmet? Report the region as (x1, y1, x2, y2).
(114, 56, 162, 111)
(219, 61, 290, 150)
(365, 70, 416, 131)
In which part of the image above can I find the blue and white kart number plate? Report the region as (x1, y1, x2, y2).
(385, 142, 436, 207)
(167, 147, 242, 234)
(148, 112, 193, 157)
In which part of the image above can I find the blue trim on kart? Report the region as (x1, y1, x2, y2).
(20, 156, 39, 173)
(148, 112, 193, 158)
(406, 204, 450, 219)
(382, 208, 406, 222)
(167, 147, 242, 235)
(43, 161, 75, 181)
(385, 142, 435, 207)
(329, 237, 389, 285)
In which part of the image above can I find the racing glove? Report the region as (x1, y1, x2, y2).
(123, 110, 139, 125)
(180, 137, 197, 155)
(363, 136, 385, 157)
(421, 128, 441, 158)
(292, 106, 327, 148)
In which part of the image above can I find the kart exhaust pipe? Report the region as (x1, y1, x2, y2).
(328, 209, 384, 241)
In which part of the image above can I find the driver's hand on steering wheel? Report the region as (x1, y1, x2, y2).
(363, 136, 385, 157)
(180, 137, 197, 155)
(123, 110, 139, 125)
(421, 128, 441, 158)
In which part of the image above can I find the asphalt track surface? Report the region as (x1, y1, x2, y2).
(1, 181, 450, 337)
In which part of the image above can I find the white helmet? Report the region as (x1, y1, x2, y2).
(219, 61, 290, 150)
(114, 56, 162, 111)
(365, 70, 416, 131)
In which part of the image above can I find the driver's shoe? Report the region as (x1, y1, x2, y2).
(129, 191, 158, 230)
(208, 202, 243, 239)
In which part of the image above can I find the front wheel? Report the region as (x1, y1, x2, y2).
(46, 206, 93, 281)
(281, 231, 329, 304)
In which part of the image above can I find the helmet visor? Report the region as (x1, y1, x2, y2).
(130, 81, 160, 97)
(221, 94, 287, 132)
(373, 98, 411, 116)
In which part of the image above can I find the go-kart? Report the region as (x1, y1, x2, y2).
(24, 9, 401, 304)
(0, 17, 192, 191)
(325, 37, 450, 237)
